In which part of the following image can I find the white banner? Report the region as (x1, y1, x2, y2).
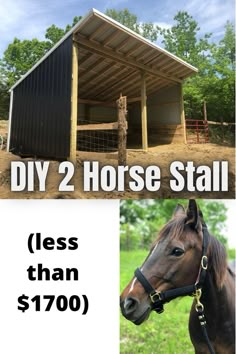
(0, 200, 120, 354)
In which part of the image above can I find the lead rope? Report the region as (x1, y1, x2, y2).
(194, 289, 215, 354)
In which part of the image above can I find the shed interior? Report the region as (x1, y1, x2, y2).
(71, 9, 197, 152)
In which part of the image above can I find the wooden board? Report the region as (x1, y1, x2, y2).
(77, 122, 128, 131)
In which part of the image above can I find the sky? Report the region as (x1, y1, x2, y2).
(0, 0, 235, 58)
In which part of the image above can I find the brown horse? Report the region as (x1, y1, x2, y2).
(120, 200, 235, 354)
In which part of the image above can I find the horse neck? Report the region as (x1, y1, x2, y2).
(201, 269, 234, 320)
(189, 234, 235, 351)
(191, 267, 235, 345)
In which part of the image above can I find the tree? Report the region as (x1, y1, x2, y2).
(161, 12, 235, 125)
(0, 80, 9, 119)
(45, 16, 82, 46)
(209, 22, 235, 121)
(0, 16, 82, 118)
(105, 8, 159, 42)
(120, 200, 228, 251)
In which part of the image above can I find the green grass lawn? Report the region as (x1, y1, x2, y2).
(120, 250, 195, 354)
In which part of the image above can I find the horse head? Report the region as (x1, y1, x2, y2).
(120, 199, 205, 325)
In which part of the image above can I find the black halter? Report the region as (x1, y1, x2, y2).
(134, 222, 215, 354)
(134, 225, 209, 314)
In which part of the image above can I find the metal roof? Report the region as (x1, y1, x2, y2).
(11, 8, 198, 101)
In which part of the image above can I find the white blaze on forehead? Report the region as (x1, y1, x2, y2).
(128, 277, 137, 293)
(149, 241, 159, 258)
(128, 242, 159, 294)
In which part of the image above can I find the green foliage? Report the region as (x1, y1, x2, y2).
(0, 38, 50, 87)
(228, 248, 236, 260)
(120, 200, 228, 251)
(0, 80, 9, 119)
(160, 12, 235, 123)
(45, 25, 65, 47)
(0, 16, 82, 118)
(120, 250, 194, 353)
(105, 8, 159, 42)
(45, 16, 82, 46)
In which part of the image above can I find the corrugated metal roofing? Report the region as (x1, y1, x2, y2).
(11, 8, 198, 102)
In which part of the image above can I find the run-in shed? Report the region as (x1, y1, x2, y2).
(7, 8, 198, 160)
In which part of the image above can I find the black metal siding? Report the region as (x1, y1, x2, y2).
(10, 35, 73, 159)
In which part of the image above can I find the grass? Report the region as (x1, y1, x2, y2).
(120, 250, 195, 354)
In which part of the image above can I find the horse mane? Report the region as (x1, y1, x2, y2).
(208, 234, 228, 290)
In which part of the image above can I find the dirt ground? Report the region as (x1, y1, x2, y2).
(0, 120, 235, 199)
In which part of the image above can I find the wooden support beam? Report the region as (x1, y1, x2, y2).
(125, 43, 144, 57)
(141, 72, 148, 151)
(77, 122, 127, 131)
(89, 22, 108, 40)
(78, 57, 105, 79)
(69, 42, 79, 162)
(92, 69, 137, 99)
(127, 97, 141, 103)
(102, 29, 120, 46)
(78, 52, 93, 66)
(79, 60, 120, 90)
(180, 84, 187, 144)
(203, 101, 207, 121)
(78, 98, 116, 107)
(74, 34, 182, 84)
(117, 96, 127, 165)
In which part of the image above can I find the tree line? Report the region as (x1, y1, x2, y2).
(120, 199, 229, 251)
(0, 9, 235, 126)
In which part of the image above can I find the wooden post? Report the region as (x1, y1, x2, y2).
(117, 95, 127, 165)
(203, 100, 207, 121)
(220, 116, 224, 142)
(180, 84, 187, 144)
(69, 42, 79, 162)
(141, 72, 148, 151)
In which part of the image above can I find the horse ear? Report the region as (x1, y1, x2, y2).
(173, 204, 185, 217)
(186, 199, 201, 231)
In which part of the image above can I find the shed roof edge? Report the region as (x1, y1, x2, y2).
(10, 8, 198, 91)
(10, 8, 95, 91)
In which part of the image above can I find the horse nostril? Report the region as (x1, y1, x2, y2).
(124, 297, 138, 315)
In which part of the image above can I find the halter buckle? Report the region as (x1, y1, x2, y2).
(193, 288, 204, 313)
(201, 255, 208, 270)
(150, 291, 162, 303)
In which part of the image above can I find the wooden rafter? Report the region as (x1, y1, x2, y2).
(89, 22, 108, 40)
(74, 34, 182, 84)
(91, 70, 138, 99)
(78, 98, 116, 107)
(79, 60, 119, 89)
(78, 52, 94, 66)
(78, 57, 105, 79)
(124, 42, 145, 57)
(102, 29, 120, 46)
(115, 36, 132, 52)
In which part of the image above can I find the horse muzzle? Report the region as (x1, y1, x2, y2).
(120, 296, 151, 325)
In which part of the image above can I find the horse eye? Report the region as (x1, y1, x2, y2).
(171, 247, 184, 257)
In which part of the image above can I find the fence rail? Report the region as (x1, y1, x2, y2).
(77, 96, 127, 165)
(185, 119, 209, 144)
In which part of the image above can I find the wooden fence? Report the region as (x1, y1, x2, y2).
(77, 96, 128, 165)
(185, 118, 235, 144)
